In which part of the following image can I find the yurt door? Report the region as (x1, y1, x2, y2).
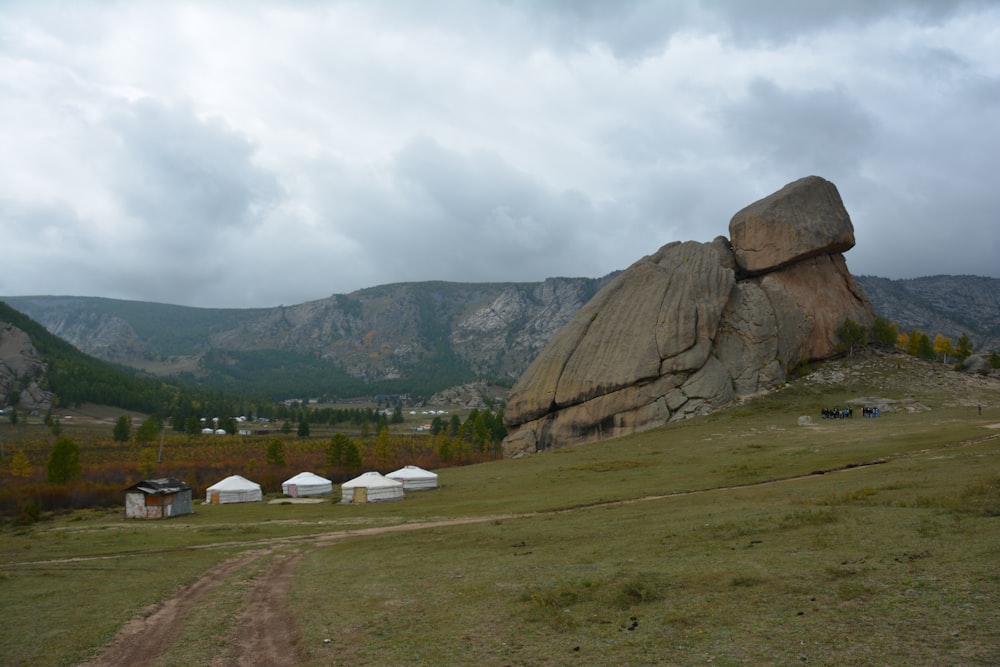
(288, 484, 298, 498)
(210, 492, 220, 505)
(353, 486, 367, 504)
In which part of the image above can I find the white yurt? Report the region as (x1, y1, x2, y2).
(282, 471, 333, 497)
(387, 465, 439, 491)
(205, 474, 263, 504)
(340, 471, 404, 504)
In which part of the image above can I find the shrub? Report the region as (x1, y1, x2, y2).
(616, 573, 667, 606)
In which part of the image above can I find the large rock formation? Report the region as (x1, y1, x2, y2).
(502, 176, 875, 457)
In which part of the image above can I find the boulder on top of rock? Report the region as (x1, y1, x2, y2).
(502, 175, 876, 457)
(729, 175, 855, 275)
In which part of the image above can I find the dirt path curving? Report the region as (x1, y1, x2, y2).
(79, 551, 269, 667)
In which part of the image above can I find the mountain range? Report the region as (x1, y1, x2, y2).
(3, 273, 998, 401)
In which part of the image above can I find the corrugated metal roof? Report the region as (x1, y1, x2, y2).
(124, 477, 192, 495)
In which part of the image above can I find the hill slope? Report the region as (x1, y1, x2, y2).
(4, 273, 997, 400)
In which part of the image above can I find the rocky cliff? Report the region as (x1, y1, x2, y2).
(0, 322, 54, 411)
(502, 176, 876, 456)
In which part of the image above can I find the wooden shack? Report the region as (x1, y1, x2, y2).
(123, 478, 193, 519)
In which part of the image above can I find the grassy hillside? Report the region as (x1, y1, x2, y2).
(1, 352, 998, 665)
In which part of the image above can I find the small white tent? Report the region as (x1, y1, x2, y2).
(387, 465, 439, 491)
(340, 471, 404, 504)
(282, 471, 333, 497)
(205, 474, 263, 504)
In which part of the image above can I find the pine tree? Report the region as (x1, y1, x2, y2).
(47, 436, 81, 484)
(112, 415, 132, 443)
(835, 319, 867, 357)
(136, 415, 161, 444)
(955, 334, 973, 360)
(266, 438, 286, 466)
(871, 317, 898, 349)
(343, 438, 362, 469)
(916, 332, 935, 360)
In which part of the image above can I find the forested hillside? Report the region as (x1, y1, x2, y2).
(0, 301, 248, 418)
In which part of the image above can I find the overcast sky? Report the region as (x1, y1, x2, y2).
(1, 1, 997, 308)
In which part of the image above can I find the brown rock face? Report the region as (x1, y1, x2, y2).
(503, 176, 875, 457)
(729, 175, 855, 275)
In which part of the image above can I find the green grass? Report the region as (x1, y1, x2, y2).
(2, 356, 1000, 666)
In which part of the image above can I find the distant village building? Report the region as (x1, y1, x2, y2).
(123, 478, 193, 519)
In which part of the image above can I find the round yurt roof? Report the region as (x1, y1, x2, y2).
(341, 471, 403, 489)
(283, 471, 332, 486)
(207, 474, 261, 491)
(387, 465, 438, 480)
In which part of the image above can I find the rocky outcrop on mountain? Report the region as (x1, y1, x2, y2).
(45, 311, 149, 364)
(502, 176, 876, 457)
(451, 278, 609, 378)
(427, 381, 509, 409)
(0, 322, 54, 411)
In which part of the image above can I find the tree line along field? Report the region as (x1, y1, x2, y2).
(0, 405, 504, 523)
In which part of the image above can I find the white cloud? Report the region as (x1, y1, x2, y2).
(0, 0, 998, 307)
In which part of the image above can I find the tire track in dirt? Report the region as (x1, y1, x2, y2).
(217, 551, 306, 667)
(79, 550, 269, 667)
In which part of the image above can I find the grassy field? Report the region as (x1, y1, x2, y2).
(1, 353, 999, 665)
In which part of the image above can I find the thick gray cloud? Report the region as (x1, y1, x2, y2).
(0, 0, 997, 307)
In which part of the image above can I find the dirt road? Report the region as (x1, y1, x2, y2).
(77, 515, 526, 667)
(79, 551, 271, 667)
(79, 431, 999, 666)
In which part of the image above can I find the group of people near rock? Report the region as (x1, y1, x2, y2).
(820, 406, 881, 419)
